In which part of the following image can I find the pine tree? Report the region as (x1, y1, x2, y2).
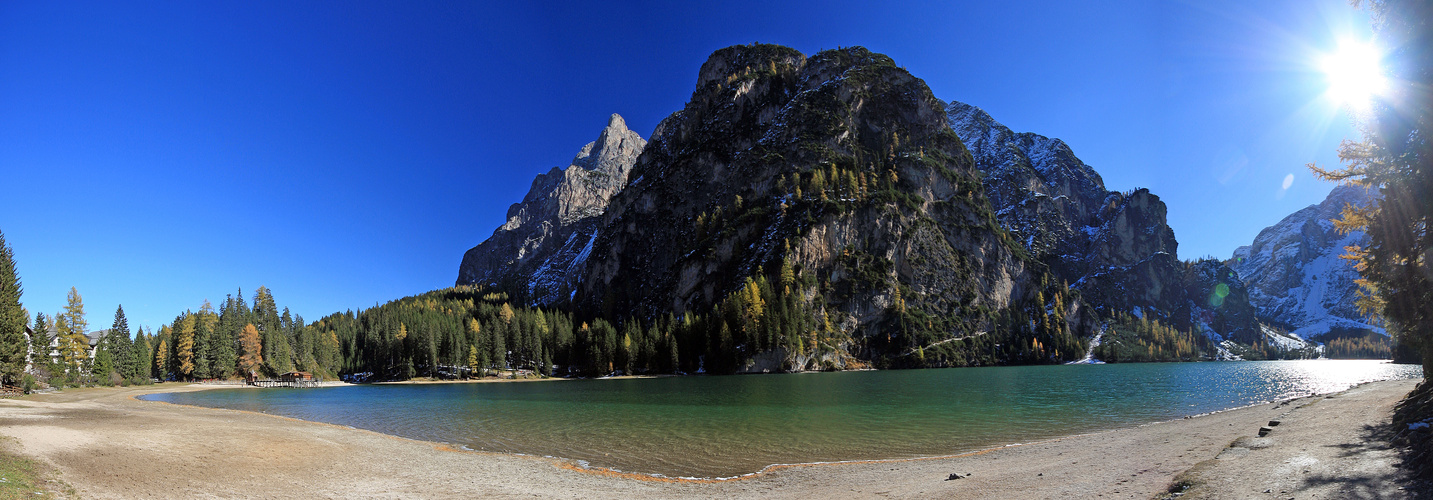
(0, 229, 24, 385)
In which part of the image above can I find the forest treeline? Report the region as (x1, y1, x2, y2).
(0, 232, 1408, 390)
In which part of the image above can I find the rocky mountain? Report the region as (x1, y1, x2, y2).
(1229, 184, 1381, 339)
(455, 44, 1270, 370)
(946, 101, 1259, 344)
(456, 114, 646, 305)
(569, 45, 1067, 366)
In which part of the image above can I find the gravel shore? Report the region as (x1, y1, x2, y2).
(0, 378, 1421, 499)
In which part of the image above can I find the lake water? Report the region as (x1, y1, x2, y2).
(142, 360, 1421, 478)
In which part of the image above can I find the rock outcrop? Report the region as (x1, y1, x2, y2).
(573, 45, 1044, 361)
(456, 114, 646, 305)
(1229, 184, 1381, 339)
(947, 100, 1256, 343)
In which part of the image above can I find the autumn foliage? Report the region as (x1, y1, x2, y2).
(238, 323, 263, 376)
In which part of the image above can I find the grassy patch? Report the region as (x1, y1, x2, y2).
(1159, 458, 1217, 499)
(0, 437, 67, 499)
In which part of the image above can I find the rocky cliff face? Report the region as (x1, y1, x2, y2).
(1229, 185, 1380, 339)
(947, 100, 1258, 343)
(454, 44, 1282, 369)
(456, 114, 646, 305)
(574, 45, 1044, 359)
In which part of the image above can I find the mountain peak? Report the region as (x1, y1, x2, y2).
(573, 113, 646, 172)
(457, 114, 647, 298)
(1228, 184, 1381, 339)
(606, 113, 627, 131)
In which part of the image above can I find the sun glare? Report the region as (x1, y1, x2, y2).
(1320, 40, 1387, 111)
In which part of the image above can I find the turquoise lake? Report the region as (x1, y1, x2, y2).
(141, 360, 1422, 478)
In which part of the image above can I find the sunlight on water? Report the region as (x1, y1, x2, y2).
(144, 360, 1420, 478)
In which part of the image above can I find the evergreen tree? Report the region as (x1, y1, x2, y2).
(92, 339, 115, 384)
(213, 295, 239, 379)
(108, 306, 132, 382)
(253, 287, 292, 374)
(488, 320, 506, 372)
(193, 306, 213, 379)
(0, 229, 24, 385)
(30, 312, 50, 369)
(469, 318, 489, 375)
(132, 326, 152, 381)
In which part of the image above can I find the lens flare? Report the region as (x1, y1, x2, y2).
(1321, 40, 1387, 111)
(1209, 283, 1231, 308)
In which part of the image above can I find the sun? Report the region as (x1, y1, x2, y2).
(1320, 40, 1387, 111)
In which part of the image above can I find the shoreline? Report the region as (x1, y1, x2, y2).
(0, 378, 1422, 498)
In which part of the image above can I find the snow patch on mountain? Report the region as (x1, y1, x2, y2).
(1262, 324, 1321, 353)
(1229, 185, 1384, 339)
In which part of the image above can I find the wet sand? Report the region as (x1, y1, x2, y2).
(0, 378, 1421, 499)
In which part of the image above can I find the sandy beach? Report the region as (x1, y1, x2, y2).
(0, 378, 1424, 499)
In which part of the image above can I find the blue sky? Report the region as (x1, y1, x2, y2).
(0, 1, 1374, 332)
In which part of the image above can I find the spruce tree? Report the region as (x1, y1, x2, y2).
(108, 306, 132, 380)
(489, 321, 506, 372)
(30, 312, 50, 370)
(193, 316, 212, 379)
(213, 295, 238, 379)
(92, 341, 114, 385)
(0, 229, 24, 385)
(253, 287, 292, 374)
(132, 326, 152, 381)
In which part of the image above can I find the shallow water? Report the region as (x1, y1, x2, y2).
(142, 360, 1421, 478)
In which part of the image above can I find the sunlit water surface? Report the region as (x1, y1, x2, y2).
(142, 360, 1420, 478)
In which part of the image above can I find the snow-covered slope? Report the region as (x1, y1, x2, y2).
(1229, 185, 1382, 339)
(1261, 324, 1321, 353)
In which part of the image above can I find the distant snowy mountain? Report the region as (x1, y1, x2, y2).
(1229, 184, 1382, 339)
